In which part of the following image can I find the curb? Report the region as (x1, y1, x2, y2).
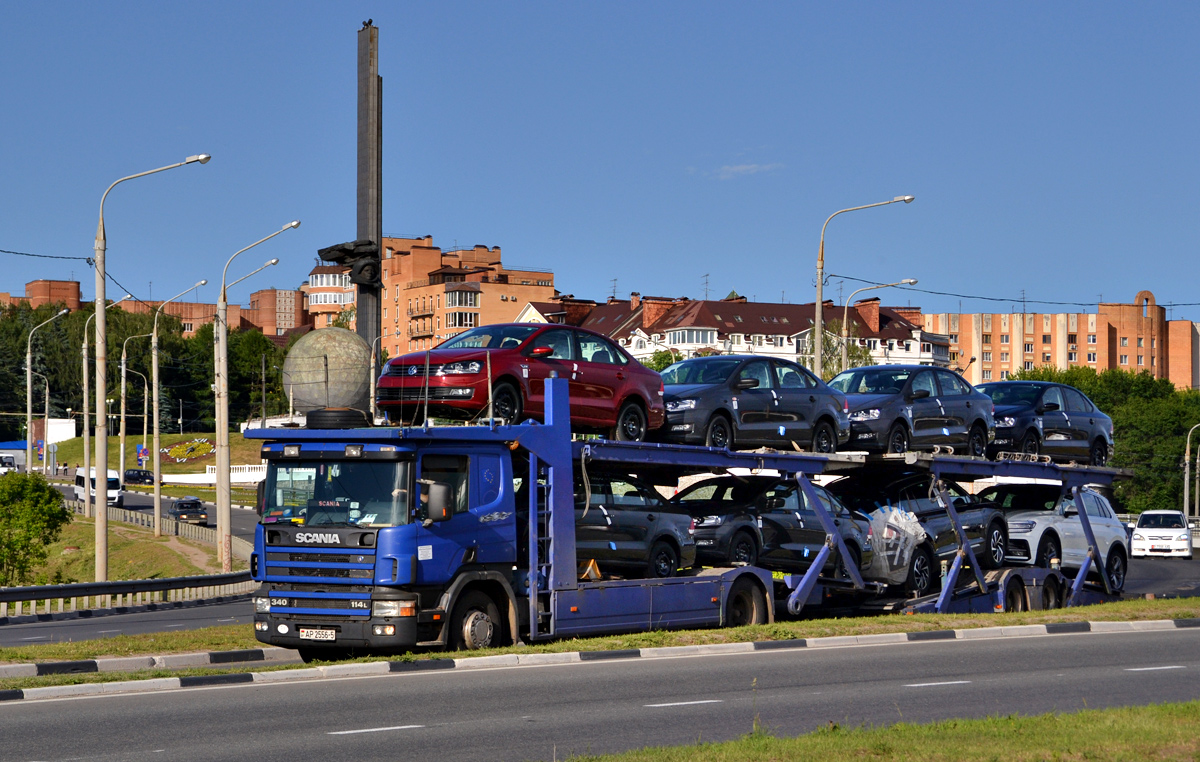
(0, 594, 252, 627)
(3, 617, 1199, 702)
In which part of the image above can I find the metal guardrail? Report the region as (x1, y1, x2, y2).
(0, 571, 254, 619)
(68, 500, 253, 561)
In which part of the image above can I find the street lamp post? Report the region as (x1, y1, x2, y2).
(27, 309, 68, 475)
(126, 367, 149, 455)
(840, 279, 918, 373)
(813, 196, 914, 380)
(369, 335, 383, 422)
(93, 153, 209, 582)
(30, 370, 49, 473)
(153, 281, 207, 537)
(1185, 423, 1200, 519)
(119, 333, 151, 484)
(217, 222, 297, 571)
(82, 296, 130, 519)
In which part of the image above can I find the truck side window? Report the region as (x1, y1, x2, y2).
(422, 455, 470, 514)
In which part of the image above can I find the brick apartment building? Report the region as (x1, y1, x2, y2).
(303, 265, 357, 330)
(0, 280, 82, 310)
(518, 292, 951, 370)
(922, 290, 1200, 389)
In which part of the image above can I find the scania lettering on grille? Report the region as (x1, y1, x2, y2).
(293, 532, 342, 544)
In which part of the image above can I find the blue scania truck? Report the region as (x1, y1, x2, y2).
(246, 377, 1124, 658)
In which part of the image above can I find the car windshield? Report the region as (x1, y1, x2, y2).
(1137, 513, 1185, 529)
(661, 358, 742, 385)
(261, 460, 412, 528)
(978, 486, 1059, 511)
(438, 325, 538, 350)
(828, 368, 913, 394)
(977, 384, 1042, 405)
(175, 502, 203, 512)
(670, 477, 770, 506)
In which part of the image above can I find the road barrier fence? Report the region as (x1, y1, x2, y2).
(0, 571, 254, 619)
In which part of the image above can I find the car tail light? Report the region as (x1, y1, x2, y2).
(843, 397, 849, 414)
(688, 518, 696, 536)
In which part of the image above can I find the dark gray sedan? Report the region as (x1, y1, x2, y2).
(660, 355, 850, 452)
(976, 381, 1113, 465)
(828, 365, 994, 456)
(574, 471, 697, 578)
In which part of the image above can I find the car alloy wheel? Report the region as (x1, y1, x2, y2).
(907, 547, 933, 597)
(985, 524, 1006, 568)
(1106, 549, 1126, 592)
(1037, 534, 1061, 569)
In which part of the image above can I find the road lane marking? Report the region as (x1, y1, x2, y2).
(98, 630, 121, 634)
(328, 725, 425, 735)
(904, 680, 971, 688)
(644, 700, 724, 708)
(1125, 666, 1185, 672)
(20, 636, 49, 641)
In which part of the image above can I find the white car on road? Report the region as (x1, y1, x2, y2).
(1129, 510, 1193, 559)
(977, 483, 1130, 591)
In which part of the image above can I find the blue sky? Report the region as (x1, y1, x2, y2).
(1, 3, 1197, 318)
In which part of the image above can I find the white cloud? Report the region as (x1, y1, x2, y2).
(717, 163, 783, 180)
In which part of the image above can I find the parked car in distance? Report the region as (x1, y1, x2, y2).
(124, 468, 156, 486)
(573, 470, 697, 578)
(660, 355, 850, 451)
(168, 497, 209, 525)
(377, 324, 664, 441)
(977, 483, 1131, 589)
(669, 475, 873, 576)
(975, 381, 1114, 466)
(1129, 510, 1193, 560)
(828, 365, 994, 456)
(824, 470, 1009, 597)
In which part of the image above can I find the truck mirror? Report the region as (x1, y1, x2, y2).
(425, 483, 453, 522)
(256, 481, 266, 516)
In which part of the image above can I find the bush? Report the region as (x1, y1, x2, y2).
(0, 472, 72, 586)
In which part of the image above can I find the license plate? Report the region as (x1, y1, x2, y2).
(299, 628, 336, 641)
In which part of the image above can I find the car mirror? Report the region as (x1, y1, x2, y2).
(765, 496, 783, 510)
(735, 377, 759, 390)
(528, 346, 553, 358)
(1190, 522, 1197, 530)
(907, 389, 930, 401)
(1040, 402, 1060, 412)
(1064, 504, 1078, 516)
(1127, 521, 1137, 529)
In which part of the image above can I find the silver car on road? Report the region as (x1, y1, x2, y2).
(977, 483, 1130, 591)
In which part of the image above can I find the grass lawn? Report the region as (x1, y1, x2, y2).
(51, 432, 263, 475)
(565, 701, 1200, 761)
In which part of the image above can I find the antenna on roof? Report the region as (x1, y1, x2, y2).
(702, 273, 710, 300)
(610, 278, 618, 299)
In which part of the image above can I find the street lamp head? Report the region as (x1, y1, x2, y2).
(267, 258, 280, 266)
(285, 220, 301, 230)
(901, 278, 918, 286)
(196, 279, 208, 287)
(57, 308, 69, 316)
(185, 154, 212, 165)
(894, 195, 915, 204)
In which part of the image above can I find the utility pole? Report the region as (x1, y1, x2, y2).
(261, 354, 267, 426)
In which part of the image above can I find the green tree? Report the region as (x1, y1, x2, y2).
(332, 307, 356, 330)
(643, 349, 680, 372)
(800, 321, 874, 380)
(0, 472, 72, 586)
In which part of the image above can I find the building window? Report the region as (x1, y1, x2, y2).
(446, 291, 479, 308)
(1000, 334, 1009, 344)
(1024, 361, 1034, 370)
(950, 351, 959, 362)
(383, 308, 388, 319)
(982, 351, 992, 362)
(1000, 370, 1010, 379)
(1087, 352, 1097, 362)
(1137, 355, 1144, 366)
(731, 334, 742, 345)
(1137, 337, 1144, 348)
(1120, 354, 1128, 364)
(1024, 343, 1034, 353)
(1000, 352, 1010, 362)
(1152, 356, 1156, 367)
(1042, 334, 1051, 344)
(921, 342, 931, 353)
(1068, 352, 1077, 362)
(446, 312, 478, 328)
(982, 334, 991, 345)
(949, 334, 958, 343)
(1088, 334, 1097, 345)
(1151, 338, 1156, 348)
(1067, 333, 1077, 345)
(982, 370, 992, 380)
(667, 329, 716, 345)
(1120, 337, 1128, 347)
(1042, 353, 1051, 362)
(182, 322, 194, 333)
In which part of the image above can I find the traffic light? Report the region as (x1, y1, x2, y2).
(317, 239, 381, 288)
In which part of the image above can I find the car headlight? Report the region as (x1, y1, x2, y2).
(698, 515, 726, 526)
(1179, 533, 1190, 541)
(997, 416, 1016, 427)
(666, 399, 697, 412)
(849, 409, 880, 422)
(1132, 533, 1144, 541)
(254, 596, 271, 613)
(436, 361, 481, 375)
(1008, 520, 1036, 534)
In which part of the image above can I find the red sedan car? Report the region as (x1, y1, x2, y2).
(377, 324, 665, 440)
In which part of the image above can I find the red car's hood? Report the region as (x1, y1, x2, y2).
(388, 348, 508, 368)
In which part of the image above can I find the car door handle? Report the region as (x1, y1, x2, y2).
(966, 401, 972, 407)
(616, 372, 625, 380)
(809, 395, 816, 402)
(646, 514, 655, 521)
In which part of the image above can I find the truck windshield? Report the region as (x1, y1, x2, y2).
(261, 460, 412, 528)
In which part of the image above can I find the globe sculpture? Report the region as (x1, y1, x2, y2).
(282, 327, 372, 413)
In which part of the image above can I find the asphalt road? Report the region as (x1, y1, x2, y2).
(0, 600, 253, 647)
(53, 484, 259, 540)
(2, 628, 1199, 761)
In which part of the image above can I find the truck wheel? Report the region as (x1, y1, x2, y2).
(727, 531, 758, 566)
(449, 591, 503, 650)
(1041, 577, 1062, 610)
(982, 522, 1007, 569)
(491, 382, 522, 424)
(811, 421, 837, 454)
(646, 541, 680, 578)
(613, 401, 647, 442)
(725, 577, 767, 626)
(1004, 577, 1028, 612)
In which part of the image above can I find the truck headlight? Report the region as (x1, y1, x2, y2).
(373, 600, 417, 617)
(666, 399, 697, 412)
(254, 596, 271, 613)
(849, 409, 880, 422)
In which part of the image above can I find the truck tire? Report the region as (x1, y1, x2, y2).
(646, 541, 680, 578)
(306, 407, 371, 429)
(725, 577, 768, 626)
(449, 591, 503, 650)
(1003, 576, 1028, 612)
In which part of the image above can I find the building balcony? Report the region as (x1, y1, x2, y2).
(408, 306, 435, 317)
(408, 325, 434, 338)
